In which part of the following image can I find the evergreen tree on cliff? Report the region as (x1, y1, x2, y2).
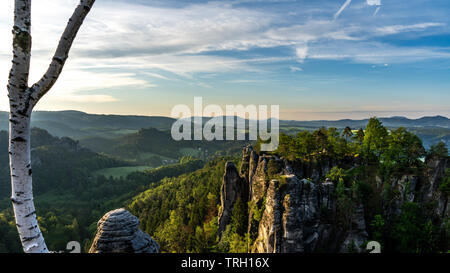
(8, 0, 95, 253)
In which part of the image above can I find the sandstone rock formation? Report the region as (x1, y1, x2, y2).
(89, 208, 159, 253)
(218, 146, 352, 253)
(423, 156, 449, 219)
(252, 179, 282, 253)
(218, 162, 249, 236)
(339, 204, 369, 253)
(218, 145, 449, 253)
(251, 175, 344, 253)
(242, 149, 349, 253)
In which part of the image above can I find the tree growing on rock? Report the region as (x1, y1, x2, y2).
(363, 117, 388, 162)
(8, 0, 95, 253)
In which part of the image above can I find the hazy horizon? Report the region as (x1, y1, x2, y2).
(6, 108, 447, 122)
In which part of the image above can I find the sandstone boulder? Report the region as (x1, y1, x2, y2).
(89, 208, 159, 253)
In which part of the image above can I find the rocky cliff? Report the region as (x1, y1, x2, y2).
(89, 208, 159, 253)
(244, 148, 353, 253)
(218, 162, 249, 236)
(424, 156, 449, 220)
(218, 145, 449, 253)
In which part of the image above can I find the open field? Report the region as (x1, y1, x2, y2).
(179, 147, 202, 157)
(93, 166, 153, 178)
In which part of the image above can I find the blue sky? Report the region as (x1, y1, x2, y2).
(0, 0, 449, 120)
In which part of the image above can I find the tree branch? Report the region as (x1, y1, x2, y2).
(30, 0, 95, 106)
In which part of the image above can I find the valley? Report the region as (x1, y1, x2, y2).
(0, 112, 448, 253)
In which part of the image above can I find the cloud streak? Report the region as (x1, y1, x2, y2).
(334, 0, 352, 20)
(373, 6, 381, 16)
(367, 0, 381, 6)
(376, 22, 445, 35)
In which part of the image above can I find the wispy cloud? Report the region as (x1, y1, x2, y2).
(306, 40, 450, 64)
(0, 0, 449, 117)
(226, 79, 261, 84)
(0, 1, 448, 79)
(290, 66, 303, 72)
(61, 95, 119, 103)
(141, 72, 171, 80)
(367, 0, 381, 6)
(376, 23, 445, 35)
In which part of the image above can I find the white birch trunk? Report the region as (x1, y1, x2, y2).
(8, 0, 95, 253)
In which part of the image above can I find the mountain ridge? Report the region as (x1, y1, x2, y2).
(0, 110, 448, 124)
(0, 110, 448, 149)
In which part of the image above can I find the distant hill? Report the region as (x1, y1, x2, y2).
(0, 111, 448, 148)
(0, 110, 176, 139)
(279, 115, 450, 129)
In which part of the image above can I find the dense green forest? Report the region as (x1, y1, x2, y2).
(79, 127, 248, 165)
(128, 118, 449, 253)
(0, 121, 247, 252)
(0, 156, 205, 252)
(127, 157, 256, 253)
(0, 128, 206, 252)
(266, 119, 449, 252)
(0, 117, 448, 253)
(128, 158, 231, 253)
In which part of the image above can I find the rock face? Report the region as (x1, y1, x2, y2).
(218, 145, 449, 253)
(89, 208, 159, 253)
(242, 148, 349, 253)
(423, 157, 449, 219)
(218, 162, 249, 235)
(252, 179, 282, 253)
(251, 175, 344, 253)
(385, 157, 449, 221)
(252, 176, 325, 253)
(280, 176, 321, 253)
(339, 204, 369, 253)
(386, 175, 419, 218)
(218, 146, 352, 253)
(247, 154, 274, 240)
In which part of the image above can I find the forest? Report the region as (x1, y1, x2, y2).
(0, 128, 205, 252)
(0, 118, 448, 253)
(125, 118, 450, 253)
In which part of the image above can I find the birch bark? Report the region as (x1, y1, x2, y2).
(8, 0, 95, 253)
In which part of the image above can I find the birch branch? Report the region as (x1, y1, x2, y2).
(30, 0, 95, 106)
